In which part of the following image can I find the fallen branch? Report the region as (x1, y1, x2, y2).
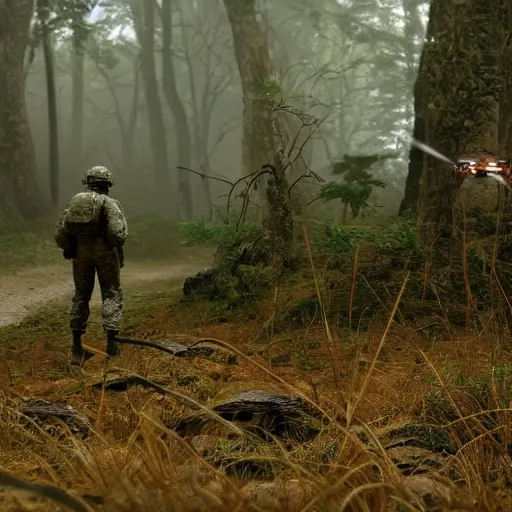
(0, 468, 94, 512)
(86, 375, 169, 392)
(107, 368, 244, 436)
(116, 337, 214, 357)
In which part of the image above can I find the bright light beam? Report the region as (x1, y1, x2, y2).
(410, 138, 454, 165)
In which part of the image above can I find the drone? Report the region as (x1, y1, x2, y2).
(410, 139, 512, 191)
(453, 155, 512, 190)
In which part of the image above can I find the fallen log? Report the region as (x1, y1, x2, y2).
(176, 390, 324, 442)
(18, 399, 91, 437)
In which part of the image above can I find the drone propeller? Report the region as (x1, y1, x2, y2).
(486, 172, 511, 190)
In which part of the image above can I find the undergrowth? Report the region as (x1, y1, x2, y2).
(1, 251, 512, 510)
(179, 218, 418, 263)
(2, 216, 512, 510)
(179, 220, 264, 247)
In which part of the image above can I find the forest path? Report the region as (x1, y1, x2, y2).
(0, 255, 208, 327)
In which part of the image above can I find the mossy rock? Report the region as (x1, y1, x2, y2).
(183, 267, 219, 300)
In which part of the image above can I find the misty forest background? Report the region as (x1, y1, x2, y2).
(1, 0, 427, 224)
(6, 2, 512, 510)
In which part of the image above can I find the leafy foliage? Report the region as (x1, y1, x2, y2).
(181, 220, 273, 307)
(311, 154, 390, 219)
(316, 182, 376, 218)
(312, 220, 417, 261)
(331, 154, 393, 184)
(179, 220, 264, 247)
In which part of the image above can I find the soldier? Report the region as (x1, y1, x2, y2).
(54, 166, 128, 365)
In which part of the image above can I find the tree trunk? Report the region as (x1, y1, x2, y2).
(93, 51, 141, 179)
(223, 0, 293, 271)
(398, 0, 427, 218)
(179, 0, 227, 221)
(160, 0, 193, 220)
(499, 2, 512, 156)
(39, 1, 59, 207)
(0, 0, 49, 220)
(222, 0, 276, 179)
(417, 0, 502, 257)
(122, 56, 141, 176)
(398, 44, 428, 218)
(70, 23, 85, 175)
(132, 0, 172, 212)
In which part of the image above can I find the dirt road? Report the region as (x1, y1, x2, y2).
(0, 258, 207, 327)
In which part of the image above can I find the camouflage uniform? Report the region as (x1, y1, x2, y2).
(55, 166, 128, 364)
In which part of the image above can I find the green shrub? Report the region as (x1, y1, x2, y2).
(311, 219, 417, 264)
(179, 220, 264, 247)
(373, 220, 417, 252)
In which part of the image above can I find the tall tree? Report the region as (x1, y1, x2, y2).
(70, 11, 87, 172)
(173, 0, 235, 221)
(159, 0, 193, 220)
(131, 0, 172, 210)
(398, 2, 430, 218)
(0, 0, 49, 219)
(37, 0, 60, 207)
(416, 0, 502, 255)
(223, 0, 293, 271)
(222, 0, 277, 181)
(89, 44, 142, 179)
(498, 1, 512, 156)
(64, 1, 98, 174)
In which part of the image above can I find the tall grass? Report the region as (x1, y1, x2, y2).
(1, 220, 512, 510)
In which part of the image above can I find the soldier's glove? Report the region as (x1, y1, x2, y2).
(63, 248, 74, 260)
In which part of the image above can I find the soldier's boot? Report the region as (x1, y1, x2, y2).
(106, 329, 120, 357)
(71, 330, 94, 366)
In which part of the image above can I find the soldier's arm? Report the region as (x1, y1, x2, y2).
(103, 197, 128, 247)
(54, 208, 70, 250)
(112, 199, 128, 246)
(54, 207, 77, 259)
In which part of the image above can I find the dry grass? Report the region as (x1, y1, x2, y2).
(1, 252, 512, 511)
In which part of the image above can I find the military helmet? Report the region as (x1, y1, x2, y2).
(82, 166, 113, 187)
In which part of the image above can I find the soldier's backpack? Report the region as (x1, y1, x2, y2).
(64, 192, 128, 247)
(65, 191, 105, 225)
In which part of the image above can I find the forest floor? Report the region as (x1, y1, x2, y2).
(0, 257, 209, 327)
(1, 234, 512, 510)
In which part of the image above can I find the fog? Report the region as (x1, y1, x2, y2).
(23, 0, 428, 219)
